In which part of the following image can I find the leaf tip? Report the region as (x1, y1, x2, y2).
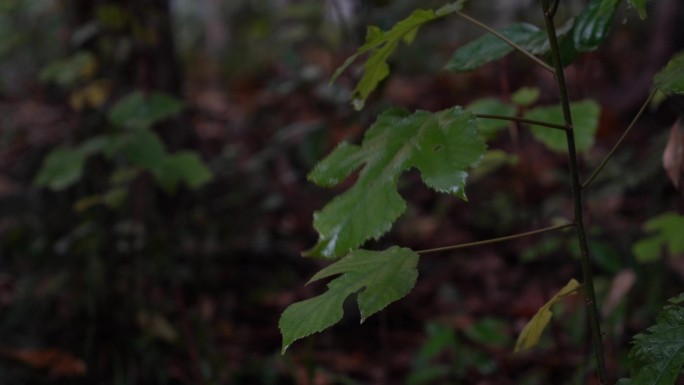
(351, 98, 366, 111)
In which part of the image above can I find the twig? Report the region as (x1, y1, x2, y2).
(417, 223, 573, 255)
(475, 113, 569, 131)
(582, 90, 656, 189)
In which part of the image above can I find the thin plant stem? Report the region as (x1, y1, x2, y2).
(582, 90, 656, 189)
(550, 0, 561, 18)
(540, 1, 608, 383)
(417, 222, 573, 255)
(456, 11, 556, 73)
(475, 113, 569, 131)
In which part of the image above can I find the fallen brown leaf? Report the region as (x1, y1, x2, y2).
(663, 118, 684, 191)
(0, 346, 87, 377)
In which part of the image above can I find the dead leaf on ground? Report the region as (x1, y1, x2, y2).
(663, 118, 684, 192)
(602, 269, 636, 317)
(0, 346, 87, 377)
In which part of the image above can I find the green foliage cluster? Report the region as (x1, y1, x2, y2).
(280, 0, 684, 384)
(35, 91, 212, 203)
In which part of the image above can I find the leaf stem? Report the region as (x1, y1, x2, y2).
(456, 11, 556, 74)
(475, 113, 569, 131)
(417, 222, 573, 255)
(581, 90, 656, 189)
(540, 1, 608, 384)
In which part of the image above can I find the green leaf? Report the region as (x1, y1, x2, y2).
(511, 87, 540, 107)
(77, 136, 111, 156)
(39, 51, 96, 86)
(331, 2, 464, 109)
(306, 107, 486, 258)
(109, 91, 183, 129)
(446, 23, 548, 72)
(34, 147, 87, 191)
(524, 100, 600, 153)
(279, 247, 419, 352)
(153, 151, 213, 193)
(633, 213, 684, 263)
(515, 278, 580, 352)
(572, 0, 620, 52)
(626, 295, 684, 385)
(470, 150, 519, 180)
(121, 129, 168, 170)
(627, 0, 648, 20)
(653, 52, 684, 95)
(465, 318, 510, 347)
(466, 98, 516, 139)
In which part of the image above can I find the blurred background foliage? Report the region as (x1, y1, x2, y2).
(0, 0, 683, 384)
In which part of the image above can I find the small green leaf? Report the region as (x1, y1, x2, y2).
(153, 151, 213, 193)
(572, 0, 620, 52)
(331, 2, 464, 108)
(470, 150, 518, 180)
(466, 98, 516, 139)
(653, 52, 684, 95)
(121, 129, 167, 170)
(39, 51, 96, 86)
(306, 107, 486, 258)
(524, 100, 600, 153)
(446, 23, 547, 72)
(465, 318, 510, 347)
(34, 147, 87, 190)
(77, 135, 111, 156)
(626, 295, 684, 385)
(109, 91, 183, 129)
(279, 247, 419, 352)
(633, 212, 684, 263)
(627, 0, 648, 20)
(511, 87, 540, 107)
(103, 187, 128, 208)
(515, 278, 580, 352)
(633, 237, 664, 263)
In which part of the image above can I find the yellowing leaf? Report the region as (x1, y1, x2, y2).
(137, 311, 179, 344)
(514, 278, 580, 353)
(69, 80, 110, 110)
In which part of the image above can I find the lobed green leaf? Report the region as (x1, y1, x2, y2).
(331, 2, 465, 109)
(524, 100, 600, 153)
(653, 52, 684, 95)
(572, 0, 620, 52)
(306, 107, 486, 258)
(279, 247, 419, 352)
(624, 295, 684, 385)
